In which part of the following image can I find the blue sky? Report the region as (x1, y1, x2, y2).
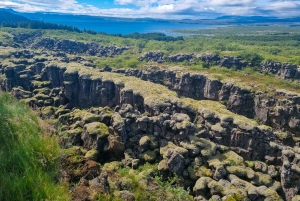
(0, 0, 300, 19)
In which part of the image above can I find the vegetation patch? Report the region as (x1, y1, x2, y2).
(0, 93, 70, 201)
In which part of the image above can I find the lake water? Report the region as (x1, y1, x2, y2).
(21, 13, 213, 36)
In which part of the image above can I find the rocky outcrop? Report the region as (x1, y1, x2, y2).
(260, 61, 300, 80)
(113, 68, 300, 136)
(1, 55, 300, 200)
(139, 52, 165, 63)
(12, 49, 35, 59)
(13, 33, 129, 57)
(140, 52, 300, 81)
(32, 37, 129, 57)
(139, 52, 251, 69)
(13, 32, 43, 47)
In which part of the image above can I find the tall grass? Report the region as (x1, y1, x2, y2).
(0, 93, 70, 201)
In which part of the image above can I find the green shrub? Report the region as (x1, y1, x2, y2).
(237, 50, 264, 66)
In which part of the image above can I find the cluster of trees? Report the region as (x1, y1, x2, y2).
(2, 20, 87, 33)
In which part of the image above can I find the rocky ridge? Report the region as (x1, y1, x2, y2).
(113, 67, 300, 137)
(139, 52, 300, 81)
(12, 33, 129, 57)
(1, 52, 300, 200)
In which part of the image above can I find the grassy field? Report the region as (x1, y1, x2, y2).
(0, 93, 70, 201)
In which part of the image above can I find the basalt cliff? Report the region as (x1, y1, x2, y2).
(1, 34, 300, 201)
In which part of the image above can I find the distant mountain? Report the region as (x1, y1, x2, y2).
(0, 10, 29, 24)
(214, 15, 300, 24)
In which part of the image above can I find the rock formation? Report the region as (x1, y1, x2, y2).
(1, 52, 300, 200)
(139, 52, 300, 81)
(113, 67, 300, 136)
(13, 33, 129, 57)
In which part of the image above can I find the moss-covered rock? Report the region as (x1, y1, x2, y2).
(117, 177, 133, 191)
(207, 151, 244, 168)
(158, 159, 169, 172)
(193, 177, 213, 196)
(225, 166, 255, 180)
(195, 166, 213, 178)
(160, 141, 188, 158)
(55, 107, 70, 117)
(34, 93, 50, 100)
(139, 135, 158, 150)
(180, 141, 200, 157)
(139, 150, 158, 163)
(189, 136, 217, 158)
(40, 106, 56, 118)
(256, 186, 283, 201)
(85, 149, 99, 161)
(252, 172, 273, 187)
(84, 122, 109, 139)
(72, 109, 101, 123)
(211, 123, 227, 135)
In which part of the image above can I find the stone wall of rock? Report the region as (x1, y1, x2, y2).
(140, 52, 300, 80)
(139, 52, 251, 69)
(259, 61, 300, 80)
(0, 62, 279, 160)
(113, 68, 300, 136)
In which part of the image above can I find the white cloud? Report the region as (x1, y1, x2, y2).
(0, 0, 300, 19)
(208, 0, 256, 6)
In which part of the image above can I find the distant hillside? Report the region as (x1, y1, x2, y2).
(0, 10, 29, 24)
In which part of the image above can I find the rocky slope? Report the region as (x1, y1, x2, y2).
(1, 50, 300, 201)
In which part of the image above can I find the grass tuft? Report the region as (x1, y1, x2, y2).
(0, 92, 70, 201)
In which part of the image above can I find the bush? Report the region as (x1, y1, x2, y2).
(237, 50, 264, 66)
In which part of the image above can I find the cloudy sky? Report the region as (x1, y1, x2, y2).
(0, 0, 300, 19)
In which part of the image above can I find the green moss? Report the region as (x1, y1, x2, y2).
(252, 172, 273, 187)
(85, 149, 99, 161)
(139, 135, 158, 149)
(208, 151, 244, 168)
(33, 88, 50, 95)
(66, 127, 83, 135)
(34, 93, 50, 100)
(139, 150, 158, 163)
(211, 123, 227, 134)
(84, 122, 109, 138)
(72, 109, 100, 122)
(195, 166, 213, 178)
(226, 166, 255, 179)
(40, 106, 56, 118)
(190, 136, 217, 158)
(245, 161, 255, 168)
(102, 161, 122, 172)
(160, 141, 188, 158)
(32, 81, 51, 89)
(224, 194, 243, 201)
(55, 108, 70, 117)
